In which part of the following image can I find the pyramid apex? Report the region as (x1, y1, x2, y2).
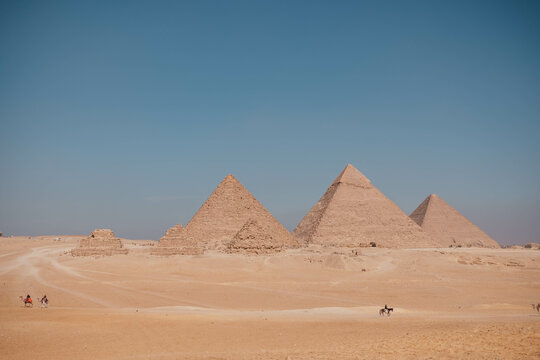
(222, 174, 240, 182)
(332, 164, 371, 186)
(427, 194, 444, 204)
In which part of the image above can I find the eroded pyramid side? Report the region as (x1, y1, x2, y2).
(293, 179, 340, 246)
(409, 195, 430, 226)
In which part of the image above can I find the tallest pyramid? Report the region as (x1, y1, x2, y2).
(293, 164, 435, 248)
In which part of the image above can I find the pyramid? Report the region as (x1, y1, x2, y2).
(293, 164, 436, 248)
(182, 174, 298, 251)
(71, 229, 128, 256)
(226, 219, 284, 255)
(410, 194, 500, 248)
(151, 224, 203, 255)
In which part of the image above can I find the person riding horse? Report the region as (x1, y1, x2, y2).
(40, 295, 48, 308)
(379, 304, 393, 316)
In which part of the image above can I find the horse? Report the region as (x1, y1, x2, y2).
(40, 296, 49, 309)
(532, 303, 540, 312)
(19, 296, 33, 308)
(379, 307, 393, 316)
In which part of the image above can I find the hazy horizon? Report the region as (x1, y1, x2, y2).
(1, 1, 539, 245)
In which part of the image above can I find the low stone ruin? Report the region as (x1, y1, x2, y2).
(226, 219, 284, 255)
(151, 224, 204, 255)
(71, 229, 128, 256)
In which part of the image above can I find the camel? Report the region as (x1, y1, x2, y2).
(19, 296, 33, 308)
(532, 303, 540, 312)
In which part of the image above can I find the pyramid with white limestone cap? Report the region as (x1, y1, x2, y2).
(182, 174, 298, 251)
(410, 194, 500, 248)
(293, 164, 436, 248)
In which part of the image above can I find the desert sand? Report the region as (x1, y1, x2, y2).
(1, 235, 539, 359)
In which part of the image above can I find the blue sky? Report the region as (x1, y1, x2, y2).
(1, 0, 539, 245)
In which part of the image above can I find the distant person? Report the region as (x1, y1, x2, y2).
(40, 295, 48, 308)
(24, 294, 32, 307)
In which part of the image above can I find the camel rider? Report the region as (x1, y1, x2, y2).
(26, 294, 32, 303)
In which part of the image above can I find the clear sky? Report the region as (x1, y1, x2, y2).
(1, 1, 539, 245)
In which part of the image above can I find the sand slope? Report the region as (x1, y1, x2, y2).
(0, 236, 539, 359)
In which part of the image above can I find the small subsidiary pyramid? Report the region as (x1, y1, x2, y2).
(152, 224, 203, 255)
(71, 229, 128, 256)
(410, 194, 500, 248)
(293, 164, 435, 248)
(226, 219, 284, 255)
(182, 174, 298, 251)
